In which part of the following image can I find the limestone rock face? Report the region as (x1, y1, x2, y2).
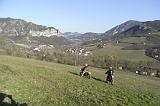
(29, 27, 61, 37)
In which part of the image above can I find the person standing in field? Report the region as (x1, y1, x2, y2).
(105, 67, 114, 84)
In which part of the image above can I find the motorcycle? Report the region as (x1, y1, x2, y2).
(80, 71, 91, 79)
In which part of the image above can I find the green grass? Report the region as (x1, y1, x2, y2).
(92, 44, 156, 62)
(0, 55, 160, 106)
(85, 37, 155, 63)
(119, 37, 146, 44)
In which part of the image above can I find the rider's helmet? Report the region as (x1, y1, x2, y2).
(85, 64, 88, 67)
(109, 67, 113, 70)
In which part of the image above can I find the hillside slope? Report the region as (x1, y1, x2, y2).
(0, 55, 159, 106)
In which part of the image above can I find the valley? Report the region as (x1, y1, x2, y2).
(0, 17, 160, 105)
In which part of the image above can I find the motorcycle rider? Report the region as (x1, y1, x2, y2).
(105, 66, 114, 84)
(80, 64, 89, 77)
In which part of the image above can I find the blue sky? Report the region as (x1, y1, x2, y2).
(0, 0, 160, 33)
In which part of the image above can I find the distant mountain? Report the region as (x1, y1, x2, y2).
(63, 32, 101, 42)
(63, 20, 160, 44)
(62, 32, 82, 39)
(0, 18, 72, 48)
(78, 32, 101, 41)
(0, 17, 60, 37)
(100, 20, 160, 40)
(64, 20, 156, 42)
(101, 20, 141, 38)
(117, 20, 160, 38)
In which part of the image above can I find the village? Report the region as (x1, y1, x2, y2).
(65, 48, 92, 56)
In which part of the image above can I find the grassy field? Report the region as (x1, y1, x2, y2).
(92, 44, 156, 62)
(83, 37, 156, 63)
(119, 37, 146, 44)
(0, 55, 160, 106)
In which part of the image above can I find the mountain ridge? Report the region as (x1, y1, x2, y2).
(63, 20, 160, 42)
(0, 17, 72, 48)
(0, 17, 60, 37)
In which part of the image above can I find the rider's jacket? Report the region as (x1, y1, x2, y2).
(81, 66, 88, 72)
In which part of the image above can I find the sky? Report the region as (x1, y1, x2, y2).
(0, 0, 160, 33)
